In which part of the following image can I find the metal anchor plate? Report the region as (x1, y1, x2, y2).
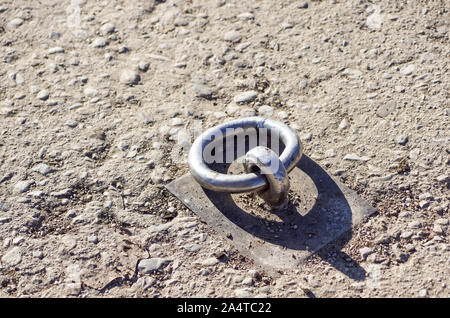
(166, 155, 375, 271)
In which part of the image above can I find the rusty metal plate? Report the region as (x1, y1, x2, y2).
(166, 155, 375, 270)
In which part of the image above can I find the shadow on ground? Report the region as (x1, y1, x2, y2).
(205, 155, 368, 281)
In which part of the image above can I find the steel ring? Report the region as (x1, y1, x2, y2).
(188, 117, 303, 193)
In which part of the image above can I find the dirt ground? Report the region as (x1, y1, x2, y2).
(0, 0, 448, 298)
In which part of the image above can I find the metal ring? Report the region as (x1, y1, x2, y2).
(188, 117, 302, 193)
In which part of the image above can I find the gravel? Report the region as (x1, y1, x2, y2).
(0, 0, 448, 299)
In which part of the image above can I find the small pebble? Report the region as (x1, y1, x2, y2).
(343, 153, 371, 161)
(367, 12, 382, 30)
(92, 37, 108, 48)
(234, 288, 252, 297)
(396, 135, 408, 145)
(8, 18, 24, 28)
(171, 118, 183, 126)
(1, 247, 22, 266)
(401, 64, 415, 76)
(202, 257, 219, 266)
(339, 118, 348, 130)
(342, 68, 362, 79)
(408, 220, 422, 229)
(100, 23, 115, 35)
(395, 86, 406, 93)
(120, 69, 140, 85)
(88, 235, 99, 244)
(84, 87, 98, 97)
(234, 91, 257, 103)
(224, 31, 242, 43)
(12, 237, 25, 245)
(138, 258, 171, 274)
(419, 200, 429, 209)
(433, 224, 444, 235)
(242, 277, 254, 286)
(13, 180, 33, 194)
(37, 90, 50, 101)
(258, 105, 274, 117)
(49, 31, 60, 39)
(33, 251, 44, 259)
(301, 133, 312, 141)
(138, 61, 149, 72)
(32, 163, 54, 176)
(192, 85, 213, 99)
(298, 1, 309, 9)
(238, 12, 254, 20)
(360, 247, 374, 260)
(48, 47, 64, 54)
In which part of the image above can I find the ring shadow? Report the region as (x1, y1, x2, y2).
(204, 154, 367, 281)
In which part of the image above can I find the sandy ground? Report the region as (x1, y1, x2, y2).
(0, 0, 448, 297)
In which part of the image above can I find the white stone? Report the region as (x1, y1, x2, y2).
(360, 247, 374, 260)
(32, 163, 54, 176)
(235, 288, 252, 297)
(343, 68, 362, 79)
(138, 258, 171, 274)
(13, 180, 33, 194)
(37, 90, 50, 101)
(343, 153, 371, 161)
(238, 12, 254, 20)
(120, 69, 140, 85)
(339, 118, 348, 130)
(258, 105, 274, 117)
(201, 257, 219, 266)
(224, 31, 242, 43)
(8, 18, 23, 28)
(234, 91, 257, 103)
(48, 47, 64, 54)
(192, 85, 212, 98)
(92, 37, 108, 48)
(171, 118, 183, 126)
(1, 247, 22, 266)
(100, 23, 115, 35)
(401, 64, 415, 76)
(84, 87, 99, 97)
(367, 12, 382, 29)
